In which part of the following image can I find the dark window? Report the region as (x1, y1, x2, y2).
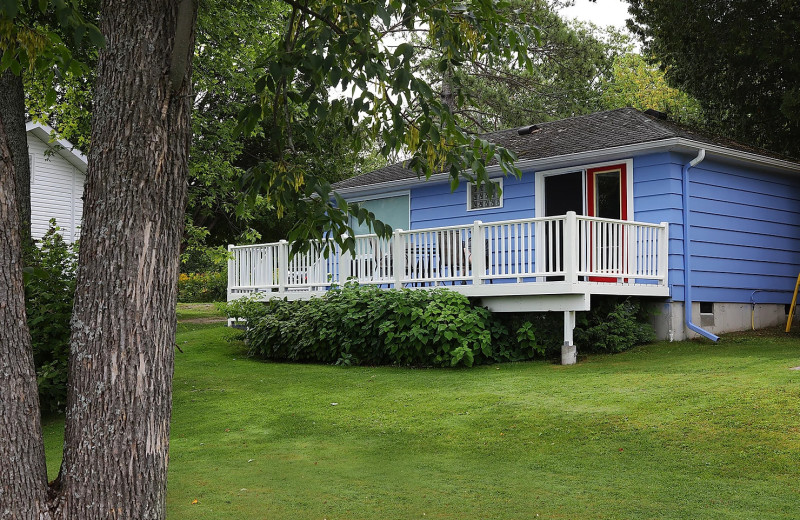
(594, 170, 621, 219)
(544, 172, 583, 216)
(700, 302, 714, 314)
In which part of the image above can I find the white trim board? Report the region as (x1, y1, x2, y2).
(333, 138, 800, 197)
(466, 177, 503, 212)
(534, 158, 634, 220)
(25, 121, 87, 173)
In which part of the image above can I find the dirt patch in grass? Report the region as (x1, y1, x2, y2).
(176, 303, 225, 322)
(179, 317, 226, 324)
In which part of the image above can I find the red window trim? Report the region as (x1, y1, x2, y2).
(586, 163, 628, 220)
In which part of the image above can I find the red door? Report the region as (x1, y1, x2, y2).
(586, 163, 628, 282)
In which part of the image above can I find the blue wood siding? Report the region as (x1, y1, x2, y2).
(410, 173, 536, 228)
(689, 157, 800, 304)
(361, 151, 800, 305)
(631, 153, 687, 299)
(632, 152, 800, 304)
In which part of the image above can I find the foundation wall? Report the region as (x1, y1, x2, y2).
(650, 301, 796, 341)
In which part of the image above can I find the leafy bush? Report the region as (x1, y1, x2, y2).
(178, 244, 229, 302)
(226, 284, 547, 367)
(493, 312, 563, 358)
(24, 221, 77, 414)
(574, 297, 656, 353)
(227, 289, 657, 367)
(178, 271, 227, 302)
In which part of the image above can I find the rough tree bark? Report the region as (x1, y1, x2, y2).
(0, 110, 50, 520)
(1, 0, 197, 518)
(0, 69, 32, 244)
(55, 0, 197, 517)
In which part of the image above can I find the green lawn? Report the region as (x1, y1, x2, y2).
(42, 305, 800, 519)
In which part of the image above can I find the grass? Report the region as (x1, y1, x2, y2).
(175, 302, 226, 322)
(42, 305, 800, 519)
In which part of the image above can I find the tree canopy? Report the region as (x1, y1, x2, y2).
(414, 0, 629, 132)
(0, 1, 538, 516)
(21, 0, 713, 252)
(235, 0, 537, 252)
(600, 52, 704, 127)
(627, 0, 800, 157)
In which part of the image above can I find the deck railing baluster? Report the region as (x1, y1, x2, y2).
(520, 223, 524, 274)
(226, 216, 670, 300)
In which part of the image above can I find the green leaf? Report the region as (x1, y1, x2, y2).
(1, 0, 19, 18)
(333, 192, 348, 212)
(375, 3, 391, 26)
(329, 66, 341, 86)
(394, 42, 414, 61)
(254, 75, 267, 93)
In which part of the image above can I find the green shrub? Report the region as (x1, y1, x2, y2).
(24, 221, 76, 414)
(226, 284, 548, 367)
(178, 244, 229, 302)
(178, 271, 227, 302)
(575, 297, 656, 353)
(227, 289, 657, 366)
(493, 312, 564, 358)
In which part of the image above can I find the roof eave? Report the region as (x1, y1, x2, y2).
(26, 121, 88, 173)
(670, 138, 800, 173)
(332, 138, 800, 196)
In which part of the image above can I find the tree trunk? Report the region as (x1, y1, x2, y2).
(53, 1, 197, 518)
(0, 108, 50, 518)
(0, 69, 32, 245)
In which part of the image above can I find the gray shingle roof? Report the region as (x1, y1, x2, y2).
(332, 108, 791, 191)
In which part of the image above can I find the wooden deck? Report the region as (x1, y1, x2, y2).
(227, 212, 670, 310)
(227, 212, 669, 364)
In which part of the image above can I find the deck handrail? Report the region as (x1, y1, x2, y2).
(227, 213, 670, 298)
(226, 215, 665, 250)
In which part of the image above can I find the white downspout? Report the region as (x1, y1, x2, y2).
(681, 149, 719, 341)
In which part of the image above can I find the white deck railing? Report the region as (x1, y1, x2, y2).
(228, 212, 669, 300)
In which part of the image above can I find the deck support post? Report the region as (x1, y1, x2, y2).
(562, 310, 577, 365)
(564, 211, 578, 285)
(227, 244, 234, 302)
(472, 220, 484, 285)
(278, 239, 288, 294)
(393, 229, 404, 289)
(658, 222, 669, 286)
(339, 235, 352, 283)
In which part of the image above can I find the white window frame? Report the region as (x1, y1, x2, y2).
(533, 159, 634, 282)
(467, 178, 503, 212)
(534, 158, 633, 220)
(29, 154, 35, 185)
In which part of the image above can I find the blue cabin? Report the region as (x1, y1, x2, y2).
(228, 108, 800, 358)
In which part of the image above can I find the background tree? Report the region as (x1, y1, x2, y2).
(599, 52, 704, 126)
(1, 0, 534, 517)
(0, 0, 98, 244)
(626, 0, 800, 157)
(414, 0, 628, 132)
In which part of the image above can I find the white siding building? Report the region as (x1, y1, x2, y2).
(26, 122, 87, 243)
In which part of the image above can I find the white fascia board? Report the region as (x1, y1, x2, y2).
(670, 138, 800, 174)
(332, 138, 800, 197)
(332, 140, 678, 196)
(26, 121, 88, 173)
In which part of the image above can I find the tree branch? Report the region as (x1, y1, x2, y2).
(169, 0, 199, 93)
